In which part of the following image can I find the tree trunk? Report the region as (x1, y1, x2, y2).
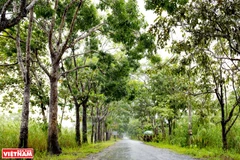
(17, 8, 33, 148)
(94, 121, 97, 143)
(188, 103, 193, 146)
(220, 86, 228, 150)
(221, 120, 228, 150)
(102, 120, 105, 141)
(91, 106, 94, 143)
(98, 118, 102, 142)
(217, 62, 228, 150)
(47, 63, 62, 155)
(161, 119, 166, 140)
(82, 99, 88, 143)
(168, 119, 172, 136)
(41, 103, 47, 123)
(18, 77, 30, 148)
(75, 103, 81, 146)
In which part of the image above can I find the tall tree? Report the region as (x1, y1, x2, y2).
(16, 7, 34, 148)
(34, 0, 101, 154)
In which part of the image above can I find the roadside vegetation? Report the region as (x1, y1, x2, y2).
(146, 141, 240, 160)
(0, 117, 116, 159)
(129, 114, 240, 159)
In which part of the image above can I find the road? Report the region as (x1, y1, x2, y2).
(82, 137, 198, 160)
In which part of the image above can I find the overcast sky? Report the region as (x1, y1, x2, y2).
(137, 0, 157, 25)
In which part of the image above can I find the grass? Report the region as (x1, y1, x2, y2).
(145, 142, 240, 160)
(0, 117, 116, 160)
(34, 140, 116, 160)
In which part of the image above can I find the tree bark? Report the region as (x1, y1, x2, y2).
(82, 98, 88, 143)
(75, 102, 81, 146)
(47, 62, 62, 155)
(94, 121, 97, 143)
(168, 119, 172, 136)
(220, 83, 228, 150)
(91, 106, 94, 143)
(41, 103, 47, 123)
(18, 75, 30, 148)
(98, 118, 102, 142)
(161, 119, 166, 140)
(188, 103, 193, 146)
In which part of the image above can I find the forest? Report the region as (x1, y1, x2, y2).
(0, 0, 240, 159)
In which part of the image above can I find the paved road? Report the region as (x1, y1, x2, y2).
(82, 138, 198, 160)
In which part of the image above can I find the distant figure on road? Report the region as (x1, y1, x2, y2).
(143, 130, 153, 142)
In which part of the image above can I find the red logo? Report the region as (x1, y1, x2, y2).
(2, 148, 34, 159)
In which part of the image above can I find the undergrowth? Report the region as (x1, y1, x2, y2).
(0, 116, 116, 159)
(146, 141, 240, 160)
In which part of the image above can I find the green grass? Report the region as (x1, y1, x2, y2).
(145, 142, 240, 160)
(34, 140, 116, 160)
(0, 117, 116, 160)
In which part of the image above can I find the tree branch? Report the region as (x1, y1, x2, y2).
(0, 0, 12, 22)
(26, 0, 39, 11)
(48, 0, 58, 55)
(59, 0, 83, 58)
(185, 90, 215, 96)
(34, 50, 50, 77)
(57, 0, 77, 48)
(25, 7, 34, 79)
(68, 23, 103, 49)
(62, 50, 98, 61)
(0, 62, 18, 67)
(60, 65, 90, 78)
(226, 107, 240, 135)
(225, 98, 240, 124)
(0, 0, 38, 32)
(16, 24, 26, 79)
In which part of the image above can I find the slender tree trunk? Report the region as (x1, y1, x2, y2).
(217, 62, 228, 150)
(94, 120, 97, 143)
(168, 119, 172, 136)
(41, 103, 47, 123)
(220, 84, 228, 150)
(161, 119, 166, 140)
(17, 8, 33, 148)
(188, 103, 193, 146)
(91, 121, 95, 143)
(82, 99, 88, 143)
(105, 122, 109, 141)
(98, 118, 102, 142)
(47, 62, 62, 155)
(91, 106, 94, 143)
(18, 76, 30, 148)
(75, 103, 81, 146)
(102, 120, 105, 141)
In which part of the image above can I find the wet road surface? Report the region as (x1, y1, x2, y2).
(82, 137, 198, 160)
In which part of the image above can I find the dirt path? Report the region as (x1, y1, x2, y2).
(80, 137, 199, 160)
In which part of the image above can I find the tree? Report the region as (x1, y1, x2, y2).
(16, 8, 34, 148)
(149, 0, 240, 150)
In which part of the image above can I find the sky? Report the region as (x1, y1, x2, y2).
(137, 0, 157, 25)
